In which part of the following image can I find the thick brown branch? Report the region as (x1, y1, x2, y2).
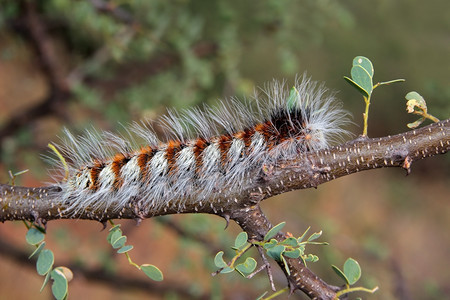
(1, 119, 447, 222)
(0, 119, 448, 299)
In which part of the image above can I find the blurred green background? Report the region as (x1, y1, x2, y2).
(0, 0, 449, 299)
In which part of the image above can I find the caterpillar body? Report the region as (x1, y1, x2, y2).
(53, 76, 350, 215)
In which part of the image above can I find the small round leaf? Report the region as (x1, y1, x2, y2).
(234, 232, 248, 249)
(266, 245, 285, 262)
(50, 268, 68, 300)
(111, 235, 127, 249)
(350, 65, 373, 97)
(108, 229, 122, 245)
(343, 258, 361, 285)
(332, 265, 349, 285)
(29, 241, 46, 259)
(284, 248, 301, 258)
(26, 228, 45, 245)
(353, 56, 374, 77)
(117, 245, 134, 254)
(219, 266, 234, 274)
(56, 266, 73, 282)
(214, 251, 227, 268)
(307, 231, 322, 242)
(235, 257, 257, 275)
(141, 264, 163, 281)
(37, 249, 54, 275)
(263, 239, 278, 250)
(281, 237, 298, 247)
(40, 271, 51, 292)
(264, 222, 286, 241)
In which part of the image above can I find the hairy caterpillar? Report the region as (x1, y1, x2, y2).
(51, 76, 350, 215)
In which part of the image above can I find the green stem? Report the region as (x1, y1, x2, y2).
(334, 286, 379, 299)
(262, 287, 289, 300)
(125, 252, 141, 269)
(22, 220, 32, 230)
(229, 243, 253, 268)
(420, 112, 440, 123)
(362, 95, 371, 136)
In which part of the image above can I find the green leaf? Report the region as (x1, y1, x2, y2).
(266, 245, 285, 262)
(26, 228, 45, 245)
(235, 257, 257, 275)
(141, 264, 163, 281)
(37, 249, 54, 275)
(405, 91, 425, 102)
(332, 265, 350, 285)
(40, 271, 51, 292)
(13, 169, 29, 177)
(407, 117, 425, 129)
(263, 239, 278, 250)
(107, 228, 122, 245)
(297, 226, 310, 243)
(214, 251, 227, 268)
(29, 241, 46, 259)
(111, 235, 127, 249)
(220, 266, 234, 274)
(304, 254, 319, 263)
(117, 245, 134, 254)
(284, 248, 301, 258)
(307, 231, 322, 242)
(343, 258, 361, 285)
(344, 76, 369, 98)
(350, 65, 373, 97)
(353, 56, 374, 77)
(234, 232, 248, 249)
(281, 237, 298, 247)
(56, 266, 73, 282)
(286, 86, 298, 111)
(264, 222, 286, 241)
(377, 79, 405, 86)
(281, 255, 290, 275)
(51, 268, 68, 300)
(109, 224, 121, 230)
(405, 91, 427, 112)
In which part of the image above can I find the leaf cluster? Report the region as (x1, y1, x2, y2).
(107, 223, 163, 281)
(261, 223, 326, 275)
(26, 226, 71, 300)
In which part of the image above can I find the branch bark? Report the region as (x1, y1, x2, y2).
(0, 119, 448, 299)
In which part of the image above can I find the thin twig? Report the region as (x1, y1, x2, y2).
(255, 245, 276, 292)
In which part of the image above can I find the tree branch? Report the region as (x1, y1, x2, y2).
(0, 119, 448, 299)
(1, 119, 447, 222)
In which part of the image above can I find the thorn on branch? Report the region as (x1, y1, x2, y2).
(100, 220, 108, 231)
(250, 192, 265, 205)
(134, 217, 143, 226)
(223, 214, 230, 230)
(402, 156, 412, 175)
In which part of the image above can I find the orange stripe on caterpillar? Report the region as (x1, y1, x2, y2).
(111, 153, 130, 189)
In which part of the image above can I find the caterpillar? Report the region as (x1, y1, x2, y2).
(51, 76, 350, 215)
